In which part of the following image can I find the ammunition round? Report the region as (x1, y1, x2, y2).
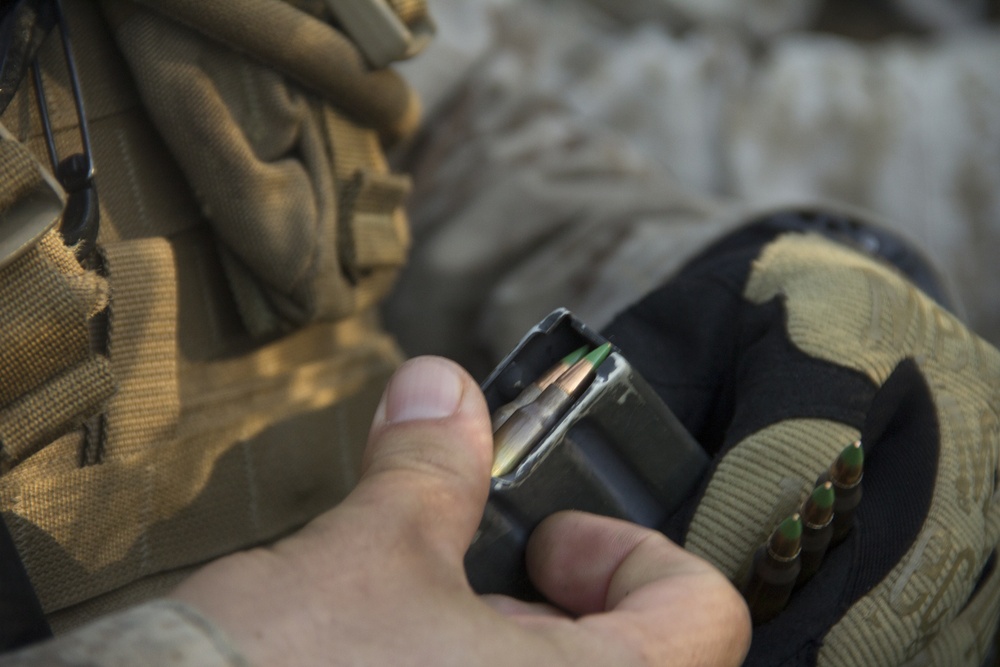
(743, 515, 802, 625)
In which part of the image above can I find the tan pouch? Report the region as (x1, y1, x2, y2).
(102, 0, 416, 338)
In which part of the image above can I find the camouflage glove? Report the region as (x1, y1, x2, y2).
(604, 213, 1000, 666)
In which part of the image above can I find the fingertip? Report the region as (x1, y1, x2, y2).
(373, 356, 465, 427)
(363, 356, 492, 473)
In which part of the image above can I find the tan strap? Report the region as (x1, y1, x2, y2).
(101, 239, 179, 462)
(323, 106, 410, 276)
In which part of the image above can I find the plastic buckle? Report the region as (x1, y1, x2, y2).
(325, 0, 434, 69)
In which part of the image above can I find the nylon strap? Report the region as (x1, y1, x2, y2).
(338, 170, 411, 277)
(323, 105, 411, 309)
(101, 238, 179, 462)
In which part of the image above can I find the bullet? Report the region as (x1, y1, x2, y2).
(742, 514, 802, 625)
(491, 343, 612, 477)
(819, 440, 864, 544)
(797, 482, 835, 585)
(490, 346, 590, 432)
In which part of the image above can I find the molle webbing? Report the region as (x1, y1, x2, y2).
(100, 239, 179, 461)
(0, 0, 413, 630)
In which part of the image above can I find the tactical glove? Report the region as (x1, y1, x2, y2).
(604, 212, 1000, 666)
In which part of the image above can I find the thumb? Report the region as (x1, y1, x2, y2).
(348, 356, 493, 563)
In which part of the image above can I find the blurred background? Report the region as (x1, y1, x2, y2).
(384, 0, 1000, 378)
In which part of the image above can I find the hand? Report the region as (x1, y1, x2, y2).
(172, 356, 750, 667)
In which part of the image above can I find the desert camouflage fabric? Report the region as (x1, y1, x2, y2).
(385, 0, 1000, 379)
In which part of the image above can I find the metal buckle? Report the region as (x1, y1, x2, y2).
(325, 0, 434, 69)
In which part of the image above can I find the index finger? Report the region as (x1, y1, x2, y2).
(527, 511, 751, 667)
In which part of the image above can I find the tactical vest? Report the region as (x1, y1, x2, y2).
(0, 0, 429, 635)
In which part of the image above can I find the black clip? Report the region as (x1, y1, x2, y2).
(31, 0, 98, 262)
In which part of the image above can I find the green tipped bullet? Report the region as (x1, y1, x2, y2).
(742, 513, 802, 625)
(832, 440, 864, 487)
(819, 440, 864, 544)
(490, 346, 590, 432)
(798, 482, 835, 585)
(802, 482, 835, 526)
(582, 343, 612, 368)
(564, 345, 592, 364)
(772, 514, 803, 559)
(491, 342, 613, 477)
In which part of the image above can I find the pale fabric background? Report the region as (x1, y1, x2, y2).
(386, 0, 1000, 377)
